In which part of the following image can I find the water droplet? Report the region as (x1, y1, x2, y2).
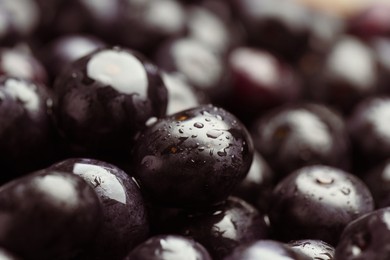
(194, 122, 204, 128)
(178, 136, 188, 142)
(206, 130, 223, 139)
(191, 134, 198, 138)
(179, 129, 184, 134)
(341, 187, 351, 195)
(205, 118, 211, 122)
(316, 175, 334, 185)
(198, 146, 205, 151)
(215, 115, 223, 120)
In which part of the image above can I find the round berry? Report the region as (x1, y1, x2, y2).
(132, 104, 254, 207)
(53, 46, 168, 157)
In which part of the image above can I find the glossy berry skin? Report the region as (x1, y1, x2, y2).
(225, 240, 310, 260)
(251, 103, 350, 179)
(288, 239, 335, 260)
(348, 96, 390, 172)
(0, 169, 103, 260)
(0, 0, 40, 46)
(186, 5, 239, 55)
(124, 234, 212, 260)
(162, 72, 207, 115)
(53, 46, 168, 158)
(231, 0, 316, 62)
(132, 105, 253, 207)
(175, 196, 269, 259)
(348, 4, 390, 41)
(41, 34, 106, 83)
(269, 165, 374, 245)
(362, 159, 390, 209)
(0, 248, 19, 260)
(154, 37, 230, 103)
(227, 47, 302, 121)
(0, 47, 48, 84)
(335, 207, 390, 260)
(0, 76, 57, 179)
(49, 158, 149, 260)
(304, 36, 378, 114)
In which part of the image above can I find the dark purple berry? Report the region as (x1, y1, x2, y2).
(227, 47, 302, 120)
(49, 158, 149, 260)
(0, 76, 57, 179)
(132, 104, 254, 207)
(154, 37, 230, 102)
(175, 196, 269, 259)
(251, 103, 350, 179)
(335, 207, 390, 260)
(348, 96, 390, 172)
(0, 169, 103, 259)
(53, 46, 168, 157)
(269, 165, 374, 245)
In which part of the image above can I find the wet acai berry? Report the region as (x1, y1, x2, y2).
(132, 104, 254, 207)
(124, 234, 212, 260)
(268, 165, 374, 245)
(0, 169, 103, 260)
(174, 196, 269, 259)
(53, 46, 168, 158)
(335, 207, 390, 260)
(288, 239, 335, 260)
(251, 103, 350, 179)
(49, 158, 149, 260)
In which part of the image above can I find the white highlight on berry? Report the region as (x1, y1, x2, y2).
(145, 0, 185, 34)
(230, 47, 279, 88)
(73, 163, 126, 204)
(159, 237, 199, 260)
(327, 37, 376, 90)
(87, 49, 148, 96)
(1, 0, 39, 35)
(242, 0, 309, 30)
(34, 174, 79, 210)
(4, 78, 40, 112)
(162, 72, 199, 115)
(188, 7, 229, 53)
(172, 39, 222, 89)
(2, 51, 33, 79)
(366, 99, 390, 142)
(80, 0, 116, 21)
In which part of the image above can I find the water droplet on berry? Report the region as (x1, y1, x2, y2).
(194, 122, 204, 128)
(206, 129, 223, 139)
